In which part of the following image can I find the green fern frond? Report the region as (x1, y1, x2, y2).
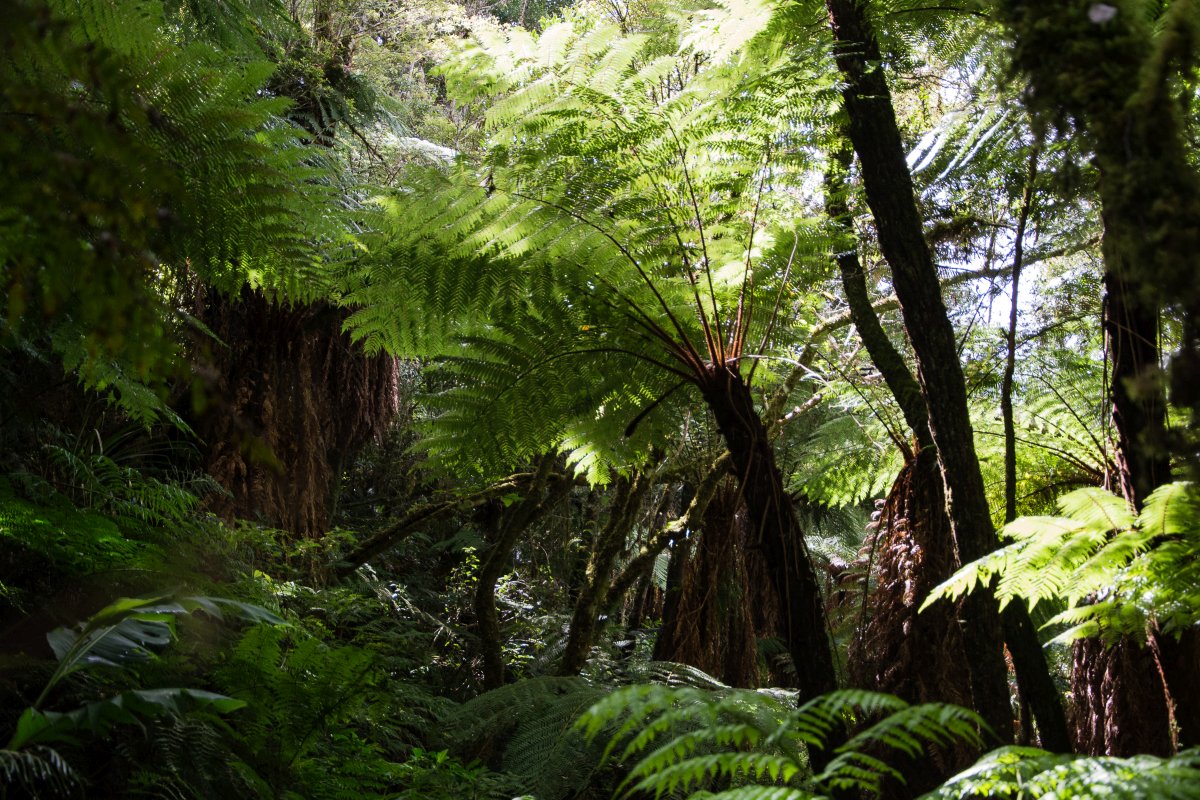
(923, 745, 1200, 799)
(438, 676, 609, 799)
(580, 684, 985, 800)
(923, 482, 1200, 643)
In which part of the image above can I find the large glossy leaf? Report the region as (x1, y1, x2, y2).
(36, 594, 281, 707)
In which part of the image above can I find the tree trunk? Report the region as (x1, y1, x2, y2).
(1066, 241, 1175, 757)
(653, 519, 694, 662)
(698, 364, 837, 702)
(558, 473, 649, 676)
(475, 455, 573, 690)
(997, 0, 1200, 754)
(650, 481, 760, 687)
(825, 0, 1012, 741)
(849, 450, 976, 795)
(193, 287, 397, 540)
(835, 188, 1068, 749)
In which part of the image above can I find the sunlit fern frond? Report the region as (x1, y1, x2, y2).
(924, 745, 1200, 800)
(924, 482, 1200, 644)
(343, 3, 844, 481)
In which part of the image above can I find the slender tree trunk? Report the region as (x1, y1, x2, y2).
(1002, 153, 1038, 525)
(558, 473, 649, 675)
(606, 456, 727, 617)
(830, 151, 1069, 749)
(825, 0, 1018, 741)
(699, 364, 837, 702)
(475, 455, 573, 690)
(653, 517, 694, 662)
(997, 0, 1200, 753)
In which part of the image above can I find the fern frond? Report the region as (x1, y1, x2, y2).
(923, 746, 1200, 799)
(923, 482, 1200, 643)
(0, 746, 78, 797)
(581, 683, 984, 800)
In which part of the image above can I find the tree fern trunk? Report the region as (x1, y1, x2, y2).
(193, 287, 397, 540)
(698, 364, 837, 702)
(651, 481, 760, 688)
(824, 0, 1014, 739)
(996, 0, 1200, 755)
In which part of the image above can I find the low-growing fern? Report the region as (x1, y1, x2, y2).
(925, 745, 1200, 799)
(578, 685, 986, 799)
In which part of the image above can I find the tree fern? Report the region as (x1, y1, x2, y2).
(0, 746, 78, 799)
(342, 1, 844, 479)
(438, 676, 610, 800)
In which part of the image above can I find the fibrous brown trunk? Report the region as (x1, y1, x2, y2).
(849, 450, 976, 794)
(698, 364, 837, 702)
(193, 287, 397, 540)
(650, 481, 760, 687)
(835, 183, 1067, 751)
(1066, 256, 1174, 757)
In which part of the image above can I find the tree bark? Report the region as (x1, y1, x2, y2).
(699, 364, 838, 702)
(996, 0, 1200, 756)
(651, 481, 760, 687)
(824, 0, 1012, 740)
(193, 287, 397, 541)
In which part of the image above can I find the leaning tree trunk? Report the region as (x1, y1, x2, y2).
(824, 0, 1047, 741)
(558, 473, 649, 676)
(698, 363, 838, 703)
(192, 287, 397, 540)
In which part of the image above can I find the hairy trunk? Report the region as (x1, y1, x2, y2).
(193, 287, 397, 540)
(1067, 241, 1175, 756)
(651, 481, 760, 687)
(699, 364, 837, 701)
(850, 450, 976, 794)
(998, 1, 1200, 754)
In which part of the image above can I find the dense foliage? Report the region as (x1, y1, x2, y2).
(3, 0, 1200, 798)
